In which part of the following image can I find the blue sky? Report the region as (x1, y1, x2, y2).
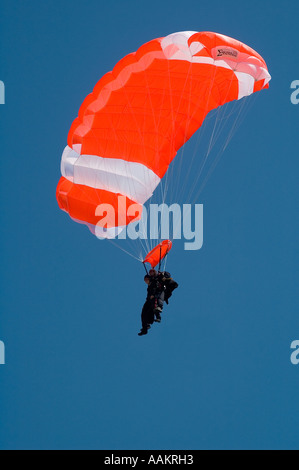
(0, 0, 298, 450)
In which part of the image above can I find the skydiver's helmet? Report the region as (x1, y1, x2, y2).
(149, 269, 157, 277)
(144, 274, 151, 284)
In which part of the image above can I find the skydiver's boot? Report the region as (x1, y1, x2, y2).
(154, 311, 161, 323)
(154, 306, 162, 313)
(138, 326, 149, 336)
(153, 302, 162, 322)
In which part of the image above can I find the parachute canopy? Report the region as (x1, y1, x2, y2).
(143, 240, 173, 268)
(56, 31, 271, 237)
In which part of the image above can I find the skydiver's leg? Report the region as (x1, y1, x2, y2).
(141, 303, 149, 327)
(156, 291, 164, 311)
(146, 303, 155, 326)
(139, 301, 153, 336)
(165, 281, 178, 304)
(154, 291, 164, 322)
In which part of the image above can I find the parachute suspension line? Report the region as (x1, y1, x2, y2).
(134, 237, 150, 267)
(183, 71, 241, 206)
(221, 95, 250, 151)
(176, 113, 209, 202)
(184, 105, 226, 203)
(163, 246, 171, 272)
(143, 262, 149, 275)
(158, 244, 162, 272)
(106, 238, 143, 262)
(189, 94, 253, 205)
(184, 71, 237, 204)
(195, 67, 259, 203)
(222, 92, 259, 150)
(163, 251, 168, 272)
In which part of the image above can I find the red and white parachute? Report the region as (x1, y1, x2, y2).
(56, 30, 271, 255)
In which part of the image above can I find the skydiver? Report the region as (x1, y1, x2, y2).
(138, 271, 164, 336)
(148, 268, 165, 323)
(138, 269, 179, 336)
(157, 271, 179, 305)
(138, 274, 155, 336)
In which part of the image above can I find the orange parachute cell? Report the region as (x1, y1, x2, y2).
(56, 176, 142, 229)
(143, 240, 173, 268)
